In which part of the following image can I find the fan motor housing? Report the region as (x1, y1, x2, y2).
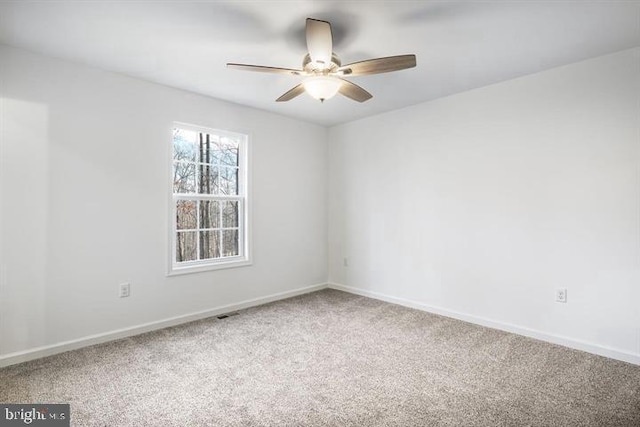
(303, 53, 341, 74)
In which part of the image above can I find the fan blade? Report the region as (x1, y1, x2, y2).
(337, 55, 416, 76)
(306, 18, 333, 67)
(338, 79, 373, 102)
(276, 84, 305, 102)
(227, 63, 303, 75)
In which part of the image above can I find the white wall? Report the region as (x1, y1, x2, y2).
(0, 45, 327, 357)
(328, 48, 640, 362)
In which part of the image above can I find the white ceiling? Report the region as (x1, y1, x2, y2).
(1, 1, 638, 127)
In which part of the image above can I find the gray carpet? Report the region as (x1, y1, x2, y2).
(1, 289, 639, 426)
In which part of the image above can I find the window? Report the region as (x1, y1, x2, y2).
(169, 124, 249, 275)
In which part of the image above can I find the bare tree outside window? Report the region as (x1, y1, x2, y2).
(172, 127, 244, 267)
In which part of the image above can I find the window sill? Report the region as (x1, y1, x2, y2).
(167, 258, 252, 277)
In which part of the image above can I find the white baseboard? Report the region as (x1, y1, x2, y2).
(0, 283, 328, 368)
(328, 282, 640, 366)
(4, 282, 637, 368)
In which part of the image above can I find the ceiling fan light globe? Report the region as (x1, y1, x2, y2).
(303, 76, 342, 101)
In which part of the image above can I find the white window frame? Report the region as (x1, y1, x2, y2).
(168, 122, 251, 276)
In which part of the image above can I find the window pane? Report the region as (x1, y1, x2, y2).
(176, 200, 196, 230)
(199, 200, 220, 229)
(173, 162, 196, 193)
(198, 133, 219, 164)
(220, 167, 238, 195)
(219, 139, 238, 167)
(222, 229, 239, 257)
(173, 129, 197, 162)
(198, 164, 219, 194)
(199, 230, 220, 259)
(176, 231, 197, 262)
(204, 136, 226, 165)
(222, 201, 238, 228)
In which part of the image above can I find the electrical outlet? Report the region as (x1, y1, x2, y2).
(119, 282, 130, 298)
(556, 288, 567, 303)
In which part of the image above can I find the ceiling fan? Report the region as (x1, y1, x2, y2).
(227, 18, 417, 103)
